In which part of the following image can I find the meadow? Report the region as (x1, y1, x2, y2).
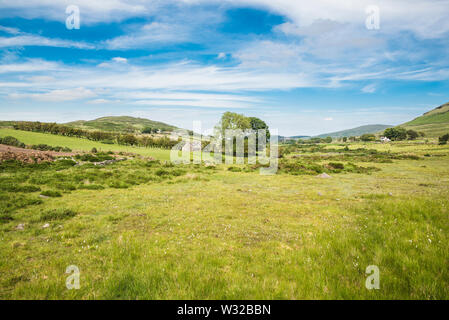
(0, 128, 172, 160)
(0, 132, 448, 299)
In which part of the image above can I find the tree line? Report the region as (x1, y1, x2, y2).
(12, 121, 179, 149)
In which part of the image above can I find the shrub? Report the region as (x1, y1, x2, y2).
(406, 130, 419, 140)
(1, 136, 26, 148)
(438, 133, 449, 145)
(40, 190, 62, 197)
(91, 147, 98, 153)
(328, 162, 344, 170)
(0, 183, 40, 193)
(78, 184, 105, 190)
(109, 181, 129, 189)
(30, 144, 72, 152)
(155, 169, 170, 176)
(39, 208, 77, 221)
(360, 134, 376, 142)
(228, 166, 242, 172)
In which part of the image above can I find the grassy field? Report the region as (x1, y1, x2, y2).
(0, 136, 448, 299)
(402, 103, 449, 137)
(0, 128, 171, 160)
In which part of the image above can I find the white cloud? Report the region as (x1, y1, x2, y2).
(104, 22, 190, 49)
(361, 84, 376, 93)
(0, 31, 94, 49)
(10, 87, 96, 102)
(0, 25, 20, 35)
(87, 98, 120, 104)
(112, 57, 127, 63)
(324, 117, 333, 121)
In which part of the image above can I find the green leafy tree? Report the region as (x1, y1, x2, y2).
(406, 130, 419, 140)
(384, 127, 407, 141)
(360, 134, 376, 142)
(216, 112, 251, 137)
(249, 116, 270, 142)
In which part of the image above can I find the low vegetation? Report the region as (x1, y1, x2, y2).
(1, 132, 448, 299)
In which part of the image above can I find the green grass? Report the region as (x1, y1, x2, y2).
(0, 140, 448, 299)
(401, 102, 449, 137)
(0, 128, 171, 160)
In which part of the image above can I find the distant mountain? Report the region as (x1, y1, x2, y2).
(277, 135, 310, 142)
(65, 116, 178, 133)
(313, 124, 393, 138)
(401, 102, 449, 137)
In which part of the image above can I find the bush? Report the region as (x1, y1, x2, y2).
(40, 190, 62, 198)
(39, 208, 77, 221)
(109, 181, 129, 189)
(78, 184, 105, 190)
(360, 134, 376, 142)
(438, 133, 449, 145)
(91, 147, 98, 153)
(30, 144, 72, 152)
(328, 162, 344, 170)
(155, 169, 171, 176)
(406, 130, 419, 140)
(0, 136, 26, 148)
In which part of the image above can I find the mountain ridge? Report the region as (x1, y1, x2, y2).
(65, 116, 178, 133)
(313, 124, 393, 138)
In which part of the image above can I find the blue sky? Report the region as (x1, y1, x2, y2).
(0, 0, 448, 136)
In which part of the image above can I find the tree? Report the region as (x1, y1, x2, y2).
(324, 137, 332, 143)
(249, 116, 270, 142)
(384, 127, 407, 141)
(406, 130, 419, 140)
(342, 137, 347, 142)
(142, 127, 153, 134)
(438, 133, 449, 145)
(216, 112, 251, 137)
(360, 134, 376, 142)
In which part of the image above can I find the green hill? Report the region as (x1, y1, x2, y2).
(401, 102, 449, 137)
(314, 124, 393, 138)
(65, 116, 178, 133)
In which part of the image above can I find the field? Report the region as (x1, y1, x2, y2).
(402, 103, 449, 137)
(0, 131, 448, 300)
(0, 128, 171, 160)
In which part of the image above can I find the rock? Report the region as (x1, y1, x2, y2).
(39, 194, 49, 199)
(317, 173, 332, 179)
(42, 223, 50, 229)
(388, 192, 393, 196)
(16, 223, 25, 230)
(317, 192, 323, 196)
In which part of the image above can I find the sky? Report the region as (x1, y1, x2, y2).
(0, 0, 448, 136)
